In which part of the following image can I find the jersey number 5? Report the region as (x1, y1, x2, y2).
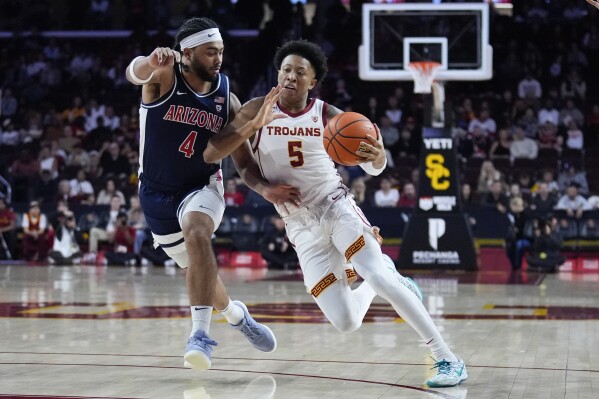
(179, 131, 198, 158)
(288, 141, 304, 167)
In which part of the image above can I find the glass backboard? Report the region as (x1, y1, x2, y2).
(359, 3, 492, 81)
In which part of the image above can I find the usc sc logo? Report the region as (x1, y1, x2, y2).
(425, 154, 450, 190)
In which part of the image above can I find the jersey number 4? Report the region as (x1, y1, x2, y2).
(179, 131, 198, 158)
(288, 141, 304, 167)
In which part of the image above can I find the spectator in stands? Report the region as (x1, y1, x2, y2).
(530, 182, 557, 215)
(555, 183, 589, 219)
(374, 177, 399, 207)
(537, 121, 563, 152)
(397, 182, 416, 208)
(103, 106, 120, 130)
(259, 216, 297, 270)
(88, 194, 124, 259)
(96, 178, 126, 205)
(517, 172, 534, 199)
(1, 119, 20, 146)
(517, 71, 542, 100)
(85, 99, 106, 131)
(561, 70, 586, 101)
(60, 96, 86, 123)
(104, 212, 138, 266)
(477, 160, 504, 194)
(482, 180, 509, 215)
(384, 95, 402, 126)
(395, 117, 420, 158)
(538, 99, 560, 125)
(0, 88, 18, 119)
(0, 197, 16, 260)
(526, 217, 565, 273)
(127, 194, 149, 255)
(350, 177, 372, 207)
(506, 196, 530, 271)
(510, 126, 538, 161)
(461, 183, 477, 210)
(232, 213, 259, 251)
(99, 141, 129, 179)
(333, 79, 352, 110)
(518, 108, 539, 138)
(29, 169, 58, 205)
(224, 178, 245, 207)
(9, 149, 39, 202)
(560, 98, 584, 127)
(468, 109, 497, 137)
(21, 201, 50, 261)
(363, 96, 381, 123)
(87, 117, 113, 150)
(488, 128, 512, 160)
(378, 116, 400, 155)
(48, 210, 81, 265)
(56, 179, 72, 203)
(69, 170, 94, 202)
(565, 120, 584, 150)
(558, 165, 589, 195)
(537, 170, 560, 194)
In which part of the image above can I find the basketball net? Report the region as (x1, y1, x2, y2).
(407, 61, 441, 94)
(407, 61, 445, 128)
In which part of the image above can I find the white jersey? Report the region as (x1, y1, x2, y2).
(253, 98, 344, 216)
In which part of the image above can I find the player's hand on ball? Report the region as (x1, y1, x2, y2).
(148, 47, 181, 69)
(356, 123, 386, 168)
(263, 184, 301, 207)
(250, 85, 288, 131)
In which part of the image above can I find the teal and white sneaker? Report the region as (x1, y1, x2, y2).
(382, 254, 424, 302)
(426, 357, 468, 387)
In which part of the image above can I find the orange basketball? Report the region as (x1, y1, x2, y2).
(324, 112, 378, 166)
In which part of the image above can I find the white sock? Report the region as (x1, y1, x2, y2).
(426, 333, 458, 362)
(353, 281, 377, 321)
(190, 306, 212, 337)
(219, 299, 244, 325)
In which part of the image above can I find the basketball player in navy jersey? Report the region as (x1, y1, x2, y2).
(204, 39, 467, 387)
(125, 17, 298, 371)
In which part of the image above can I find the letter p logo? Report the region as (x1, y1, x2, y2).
(428, 218, 446, 250)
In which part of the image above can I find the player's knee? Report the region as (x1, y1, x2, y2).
(183, 225, 212, 248)
(329, 309, 362, 333)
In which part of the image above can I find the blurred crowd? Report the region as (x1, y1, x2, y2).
(0, 0, 598, 268)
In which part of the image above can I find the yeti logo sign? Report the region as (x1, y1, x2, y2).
(399, 127, 477, 270)
(428, 218, 445, 250)
(425, 154, 450, 191)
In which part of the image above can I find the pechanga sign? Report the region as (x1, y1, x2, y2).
(398, 127, 477, 270)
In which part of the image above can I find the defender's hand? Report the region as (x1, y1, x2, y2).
(147, 47, 181, 69)
(263, 184, 301, 206)
(356, 124, 386, 168)
(250, 85, 288, 131)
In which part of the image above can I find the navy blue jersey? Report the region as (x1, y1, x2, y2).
(138, 66, 230, 193)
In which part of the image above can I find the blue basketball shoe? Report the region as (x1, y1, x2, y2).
(230, 301, 277, 352)
(184, 329, 218, 370)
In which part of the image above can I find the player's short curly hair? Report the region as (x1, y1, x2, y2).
(173, 17, 219, 50)
(273, 39, 328, 83)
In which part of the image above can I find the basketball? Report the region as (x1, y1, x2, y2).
(323, 112, 378, 166)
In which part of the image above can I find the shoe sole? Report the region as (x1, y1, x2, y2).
(426, 375, 467, 388)
(233, 301, 277, 352)
(184, 350, 211, 371)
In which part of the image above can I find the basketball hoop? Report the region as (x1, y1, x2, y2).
(407, 62, 442, 94)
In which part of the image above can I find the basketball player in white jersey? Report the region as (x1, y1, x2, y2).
(204, 39, 467, 387)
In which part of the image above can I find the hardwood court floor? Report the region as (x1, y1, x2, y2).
(0, 265, 598, 399)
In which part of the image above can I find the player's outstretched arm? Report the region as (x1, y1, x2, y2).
(203, 86, 287, 164)
(230, 141, 301, 206)
(587, 0, 599, 10)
